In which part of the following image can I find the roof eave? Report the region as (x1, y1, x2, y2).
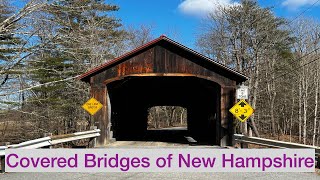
(79, 35, 249, 83)
(78, 36, 165, 82)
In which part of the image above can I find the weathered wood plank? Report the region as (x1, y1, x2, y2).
(90, 84, 108, 145)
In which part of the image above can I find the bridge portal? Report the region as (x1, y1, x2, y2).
(79, 35, 247, 146)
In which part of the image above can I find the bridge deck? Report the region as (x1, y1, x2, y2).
(103, 141, 190, 147)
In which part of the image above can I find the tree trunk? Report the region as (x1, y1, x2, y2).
(299, 77, 302, 143)
(303, 68, 308, 145)
(270, 95, 276, 136)
(290, 89, 295, 142)
(180, 108, 185, 125)
(248, 52, 260, 137)
(170, 108, 175, 126)
(313, 69, 319, 146)
(317, 120, 320, 146)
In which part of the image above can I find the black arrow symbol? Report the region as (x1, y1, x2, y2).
(239, 114, 247, 120)
(239, 101, 246, 107)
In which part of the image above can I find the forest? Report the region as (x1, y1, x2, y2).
(0, 0, 319, 146)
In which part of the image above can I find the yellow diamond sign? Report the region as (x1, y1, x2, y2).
(229, 99, 254, 122)
(82, 97, 103, 116)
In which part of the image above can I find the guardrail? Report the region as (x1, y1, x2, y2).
(234, 134, 320, 167)
(0, 129, 100, 172)
(234, 134, 320, 153)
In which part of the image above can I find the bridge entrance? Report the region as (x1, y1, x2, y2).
(107, 76, 220, 145)
(79, 35, 247, 146)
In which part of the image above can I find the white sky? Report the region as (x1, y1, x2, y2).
(178, 0, 238, 17)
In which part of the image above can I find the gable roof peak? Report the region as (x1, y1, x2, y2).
(160, 34, 167, 38)
(79, 35, 248, 82)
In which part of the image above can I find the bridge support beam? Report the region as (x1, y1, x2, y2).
(91, 84, 111, 146)
(220, 86, 236, 147)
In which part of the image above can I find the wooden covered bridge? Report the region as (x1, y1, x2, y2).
(79, 35, 247, 147)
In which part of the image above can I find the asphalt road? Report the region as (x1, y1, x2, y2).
(1, 172, 319, 180)
(1, 136, 319, 179)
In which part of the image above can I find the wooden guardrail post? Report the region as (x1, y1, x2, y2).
(88, 126, 98, 148)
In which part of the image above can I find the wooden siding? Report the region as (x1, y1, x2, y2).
(90, 45, 235, 87)
(87, 43, 239, 146)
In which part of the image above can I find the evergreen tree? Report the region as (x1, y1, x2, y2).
(0, 0, 24, 87)
(27, 0, 125, 135)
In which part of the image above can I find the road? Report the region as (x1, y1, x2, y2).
(1, 133, 319, 180)
(1, 172, 319, 180)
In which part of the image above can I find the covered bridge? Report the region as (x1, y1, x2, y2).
(79, 35, 247, 147)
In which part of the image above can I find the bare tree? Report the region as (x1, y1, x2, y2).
(197, 1, 292, 137)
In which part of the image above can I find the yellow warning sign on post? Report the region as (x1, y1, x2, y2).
(82, 97, 103, 116)
(229, 99, 254, 122)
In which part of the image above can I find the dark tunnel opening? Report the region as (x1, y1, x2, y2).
(107, 76, 221, 145)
